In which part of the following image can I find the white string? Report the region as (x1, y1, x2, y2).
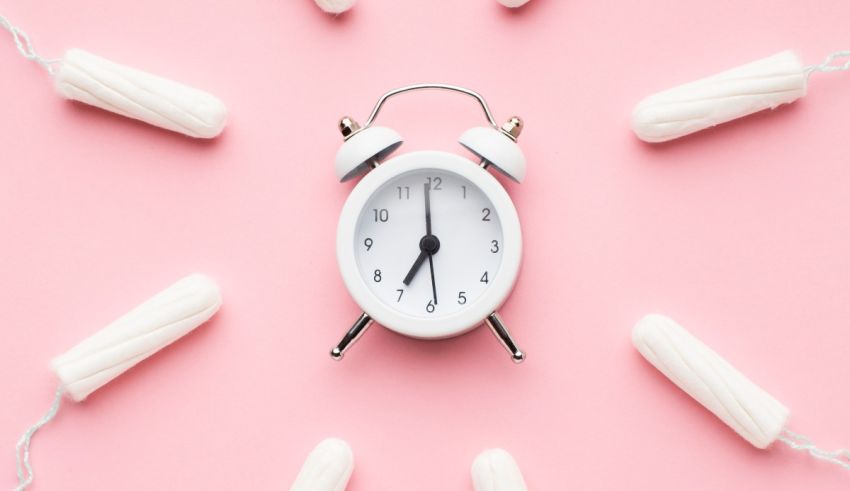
(778, 429, 850, 471)
(0, 13, 60, 74)
(805, 50, 850, 80)
(13, 386, 63, 491)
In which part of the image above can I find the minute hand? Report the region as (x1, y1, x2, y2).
(424, 182, 437, 305)
(428, 253, 437, 305)
(424, 181, 432, 235)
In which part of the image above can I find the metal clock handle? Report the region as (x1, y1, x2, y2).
(364, 83, 498, 128)
(338, 84, 524, 178)
(341, 84, 521, 142)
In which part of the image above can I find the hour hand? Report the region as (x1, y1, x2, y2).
(403, 250, 428, 286)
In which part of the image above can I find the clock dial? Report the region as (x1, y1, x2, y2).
(355, 169, 503, 319)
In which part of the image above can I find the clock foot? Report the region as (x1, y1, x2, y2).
(484, 312, 525, 363)
(330, 312, 373, 360)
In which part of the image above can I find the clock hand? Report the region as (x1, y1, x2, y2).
(424, 181, 432, 235)
(423, 181, 437, 304)
(427, 252, 437, 305)
(402, 182, 439, 286)
(403, 250, 428, 286)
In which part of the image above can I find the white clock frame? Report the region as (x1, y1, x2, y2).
(337, 150, 522, 339)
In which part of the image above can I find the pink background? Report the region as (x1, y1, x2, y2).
(2, 0, 850, 489)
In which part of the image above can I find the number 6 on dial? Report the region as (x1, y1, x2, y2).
(330, 85, 527, 363)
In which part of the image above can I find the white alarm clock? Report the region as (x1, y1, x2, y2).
(330, 84, 527, 362)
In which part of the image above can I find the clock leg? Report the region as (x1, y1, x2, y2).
(330, 312, 373, 360)
(484, 312, 526, 363)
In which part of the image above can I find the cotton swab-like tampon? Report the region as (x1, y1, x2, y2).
(13, 274, 222, 490)
(632, 51, 806, 143)
(633, 314, 788, 448)
(497, 0, 532, 7)
(51, 274, 223, 401)
(314, 0, 356, 14)
(1, 15, 227, 138)
(287, 442, 528, 489)
(53, 49, 227, 139)
(631, 50, 850, 143)
(633, 314, 850, 470)
(290, 438, 354, 491)
(471, 448, 528, 491)
(313, 0, 532, 14)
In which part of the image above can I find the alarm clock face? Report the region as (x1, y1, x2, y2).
(356, 168, 503, 319)
(337, 151, 521, 339)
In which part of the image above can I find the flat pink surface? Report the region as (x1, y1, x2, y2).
(2, 0, 850, 489)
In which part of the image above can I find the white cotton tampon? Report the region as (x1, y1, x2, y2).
(290, 438, 354, 491)
(51, 274, 222, 402)
(314, 0, 355, 14)
(471, 448, 528, 491)
(53, 49, 227, 138)
(497, 0, 532, 7)
(315, 0, 529, 14)
(631, 51, 807, 143)
(632, 314, 789, 448)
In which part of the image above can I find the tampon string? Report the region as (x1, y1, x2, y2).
(0, 14, 59, 74)
(14, 385, 63, 491)
(778, 429, 850, 471)
(806, 50, 850, 78)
